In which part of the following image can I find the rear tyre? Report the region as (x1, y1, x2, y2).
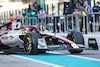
(24, 32, 41, 55)
(67, 30, 84, 54)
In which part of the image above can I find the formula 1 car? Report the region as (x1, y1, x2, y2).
(0, 22, 85, 55)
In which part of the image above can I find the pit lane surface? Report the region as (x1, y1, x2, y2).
(0, 46, 100, 67)
(0, 52, 52, 67)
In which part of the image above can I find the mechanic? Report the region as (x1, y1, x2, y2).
(23, 9, 27, 17)
(38, 8, 47, 31)
(48, 6, 59, 32)
(30, 9, 37, 25)
(92, 2, 100, 31)
(22, 9, 27, 25)
(24, 10, 31, 25)
(73, 3, 87, 33)
(16, 11, 23, 22)
(84, 1, 92, 32)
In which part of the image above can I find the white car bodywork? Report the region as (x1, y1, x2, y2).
(0, 22, 23, 46)
(0, 22, 47, 49)
(1, 31, 23, 46)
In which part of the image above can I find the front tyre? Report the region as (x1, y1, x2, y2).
(24, 32, 41, 55)
(38, 50, 46, 54)
(67, 30, 84, 54)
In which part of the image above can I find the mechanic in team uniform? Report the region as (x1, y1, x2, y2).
(25, 10, 31, 18)
(30, 10, 36, 25)
(48, 6, 59, 32)
(73, 3, 87, 33)
(22, 9, 27, 24)
(92, 2, 100, 31)
(23, 9, 27, 17)
(24, 10, 31, 25)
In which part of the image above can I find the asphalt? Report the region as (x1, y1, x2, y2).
(0, 45, 99, 67)
(0, 52, 52, 67)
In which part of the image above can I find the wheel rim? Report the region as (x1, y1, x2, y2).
(26, 37, 32, 50)
(67, 34, 75, 43)
(24, 34, 32, 54)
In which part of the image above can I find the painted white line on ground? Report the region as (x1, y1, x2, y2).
(68, 55, 100, 61)
(47, 51, 100, 62)
(11, 55, 64, 67)
(84, 35, 100, 37)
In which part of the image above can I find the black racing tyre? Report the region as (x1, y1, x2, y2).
(4, 51, 10, 55)
(68, 48, 84, 54)
(24, 32, 41, 55)
(67, 30, 84, 54)
(38, 50, 46, 54)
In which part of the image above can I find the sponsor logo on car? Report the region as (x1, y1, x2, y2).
(40, 40, 43, 43)
(71, 44, 79, 48)
(9, 36, 14, 40)
(1, 36, 14, 40)
(39, 40, 45, 47)
(1, 36, 8, 39)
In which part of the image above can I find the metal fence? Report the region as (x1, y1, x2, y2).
(23, 14, 87, 34)
(87, 12, 100, 32)
(0, 12, 100, 34)
(0, 9, 25, 20)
